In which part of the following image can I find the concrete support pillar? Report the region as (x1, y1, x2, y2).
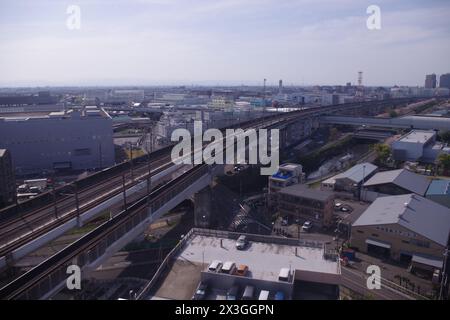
(194, 186, 212, 228)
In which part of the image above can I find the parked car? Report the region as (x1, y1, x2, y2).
(227, 285, 239, 300)
(236, 235, 248, 250)
(192, 282, 208, 300)
(208, 260, 222, 272)
(258, 290, 270, 300)
(335, 202, 342, 209)
(302, 221, 313, 232)
(340, 206, 350, 213)
(234, 264, 249, 277)
(278, 268, 291, 282)
(221, 261, 236, 274)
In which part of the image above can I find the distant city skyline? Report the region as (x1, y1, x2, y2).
(0, 0, 449, 87)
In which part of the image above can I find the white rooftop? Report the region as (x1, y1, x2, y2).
(177, 235, 339, 282)
(397, 130, 435, 144)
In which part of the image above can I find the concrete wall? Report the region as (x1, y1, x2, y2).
(200, 271, 293, 299)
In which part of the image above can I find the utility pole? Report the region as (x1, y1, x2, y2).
(147, 126, 152, 208)
(122, 174, 127, 210)
(439, 247, 448, 300)
(129, 142, 134, 181)
(74, 184, 80, 226)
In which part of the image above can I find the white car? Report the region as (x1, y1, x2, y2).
(236, 235, 248, 250)
(302, 221, 313, 232)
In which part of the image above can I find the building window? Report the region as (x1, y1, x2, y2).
(74, 148, 91, 156)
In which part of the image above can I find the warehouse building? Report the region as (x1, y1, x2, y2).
(351, 194, 450, 271)
(0, 106, 115, 175)
(392, 130, 450, 163)
(361, 169, 430, 202)
(277, 184, 334, 228)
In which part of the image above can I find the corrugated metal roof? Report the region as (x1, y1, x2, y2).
(412, 254, 443, 269)
(426, 179, 450, 196)
(335, 162, 378, 184)
(363, 169, 430, 196)
(353, 194, 450, 246)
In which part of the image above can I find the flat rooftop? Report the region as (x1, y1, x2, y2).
(398, 130, 435, 144)
(149, 231, 340, 300)
(180, 235, 338, 280)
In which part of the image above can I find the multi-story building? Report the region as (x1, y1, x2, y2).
(0, 149, 15, 207)
(425, 74, 437, 89)
(277, 184, 334, 228)
(268, 163, 305, 207)
(140, 228, 341, 300)
(351, 194, 450, 273)
(439, 73, 450, 89)
(0, 106, 115, 175)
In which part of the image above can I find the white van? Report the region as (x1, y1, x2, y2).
(278, 268, 291, 282)
(220, 261, 236, 274)
(258, 290, 270, 300)
(208, 260, 223, 272)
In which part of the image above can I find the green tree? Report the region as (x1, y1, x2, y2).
(329, 127, 340, 141)
(438, 153, 450, 174)
(389, 110, 398, 118)
(374, 143, 391, 164)
(439, 131, 450, 143)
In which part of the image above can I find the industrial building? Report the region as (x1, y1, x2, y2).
(277, 184, 335, 228)
(425, 179, 450, 208)
(321, 162, 378, 193)
(143, 229, 341, 300)
(361, 169, 430, 202)
(0, 91, 58, 107)
(351, 194, 450, 272)
(0, 106, 115, 175)
(391, 130, 449, 163)
(0, 149, 16, 207)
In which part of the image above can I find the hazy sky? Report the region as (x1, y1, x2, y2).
(0, 0, 449, 87)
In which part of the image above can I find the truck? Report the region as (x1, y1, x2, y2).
(24, 179, 48, 191)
